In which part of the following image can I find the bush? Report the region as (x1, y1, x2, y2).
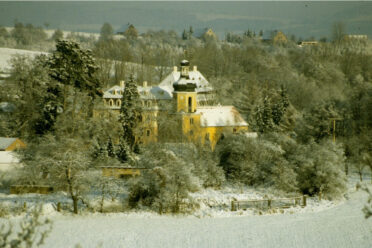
(128, 147, 199, 213)
(0, 207, 52, 247)
(294, 141, 347, 198)
(217, 134, 296, 191)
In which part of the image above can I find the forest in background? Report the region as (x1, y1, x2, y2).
(0, 21, 371, 215)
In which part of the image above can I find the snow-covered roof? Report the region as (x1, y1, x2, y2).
(103, 85, 124, 99)
(195, 106, 248, 127)
(0, 151, 19, 164)
(159, 70, 213, 97)
(137, 85, 172, 100)
(0, 137, 17, 151)
(103, 84, 172, 100)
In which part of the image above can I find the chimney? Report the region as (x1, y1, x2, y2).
(173, 66, 177, 72)
(120, 80, 125, 88)
(143, 81, 147, 87)
(193, 65, 197, 72)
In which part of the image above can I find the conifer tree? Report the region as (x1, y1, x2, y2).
(107, 137, 115, 157)
(119, 75, 142, 156)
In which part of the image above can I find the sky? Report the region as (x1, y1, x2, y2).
(0, 1, 371, 39)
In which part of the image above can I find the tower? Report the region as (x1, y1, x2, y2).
(173, 60, 197, 113)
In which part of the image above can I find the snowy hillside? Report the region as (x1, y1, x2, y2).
(0, 47, 47, 72)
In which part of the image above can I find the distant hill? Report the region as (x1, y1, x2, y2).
(0, 1, 371, 39)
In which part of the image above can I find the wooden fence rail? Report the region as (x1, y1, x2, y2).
(231, 195, 307, 211)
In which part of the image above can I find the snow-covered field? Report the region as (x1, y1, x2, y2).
(0, 47, 47, 72)
(35, 189, 371, 248)
(1, 173, 371, 248)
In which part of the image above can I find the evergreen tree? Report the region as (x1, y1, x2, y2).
(272, 87, 289, 126)
(99, 22, 114, 41)
(119, 75, 142, 154)
(48, 40, 101, 115)
(116, 137, 130, 162)
(51, 29, 63, 41)
(255, 96, 274, 133)
(107, 137, 115, 157)
(189, 26, 193, 38)
(182, 29, 188, 40)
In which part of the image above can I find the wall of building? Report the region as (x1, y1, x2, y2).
(174, 92, 197, 113)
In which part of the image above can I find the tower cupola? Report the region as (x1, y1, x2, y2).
(180, 60, 190, 79)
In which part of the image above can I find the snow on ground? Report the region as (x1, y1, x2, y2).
(0, 47, 47, 72)
(1, 173, 371, 247)
(37, 189, 372, 248)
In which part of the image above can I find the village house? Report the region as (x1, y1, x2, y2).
(101, 60, 249, 150)
(262, 30, 288, 44)
(0, 137, 26, 171)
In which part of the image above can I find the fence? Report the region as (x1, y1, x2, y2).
(10, 185, 54, 194)
(231, 195, 308, 211)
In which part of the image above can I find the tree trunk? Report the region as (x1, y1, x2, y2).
(359, 171, 363, 182)
(72, 195, 78, 214)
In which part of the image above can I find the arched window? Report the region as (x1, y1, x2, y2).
(188, 97, 192, 112)
(116, 99, 121, 107)
(109, 99, 114, 106)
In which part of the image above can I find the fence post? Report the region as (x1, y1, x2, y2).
(302, 195, 307, 207)
(231, 201, 236, 211)
(57, 202, 61, 212)
(268, 199, 272, 209)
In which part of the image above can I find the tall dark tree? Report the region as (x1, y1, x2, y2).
(48, 40, 102, 115)
(119, 75, 142, 155)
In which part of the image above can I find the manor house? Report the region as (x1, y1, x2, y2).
(102, 60, 249, 149)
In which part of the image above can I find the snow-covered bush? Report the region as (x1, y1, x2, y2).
(294, 141, 346, 198)
(216, 134, 297, 191)
(0, 208, 52, 248)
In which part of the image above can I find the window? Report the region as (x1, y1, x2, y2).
(190, 118, 194, 125)
(109, 99, 114, 106)
(146, 130, 150, 137)
(189, 130, 194, 136)
(188, 97, 192, 112)
(116, 100, 121, 107)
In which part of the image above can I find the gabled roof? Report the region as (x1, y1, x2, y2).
(195, 106, 248, 127)
(103, 84, 172, 101)
(0, 137, 17, 151)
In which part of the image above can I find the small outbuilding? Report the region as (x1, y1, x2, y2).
(101, 166, 149, 179)
(0, 137, 26, 151)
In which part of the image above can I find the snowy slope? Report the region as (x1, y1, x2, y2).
(0, 47, 47, 72)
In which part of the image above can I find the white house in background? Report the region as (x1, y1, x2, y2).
(0, 137, 26, 171)
(0, 151, 20, 171)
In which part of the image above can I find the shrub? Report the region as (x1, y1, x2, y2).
(294, 141, 347, 198)
(128, 147, 199, 213)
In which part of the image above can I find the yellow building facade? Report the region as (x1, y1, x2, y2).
(102, 60, 249, 149)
